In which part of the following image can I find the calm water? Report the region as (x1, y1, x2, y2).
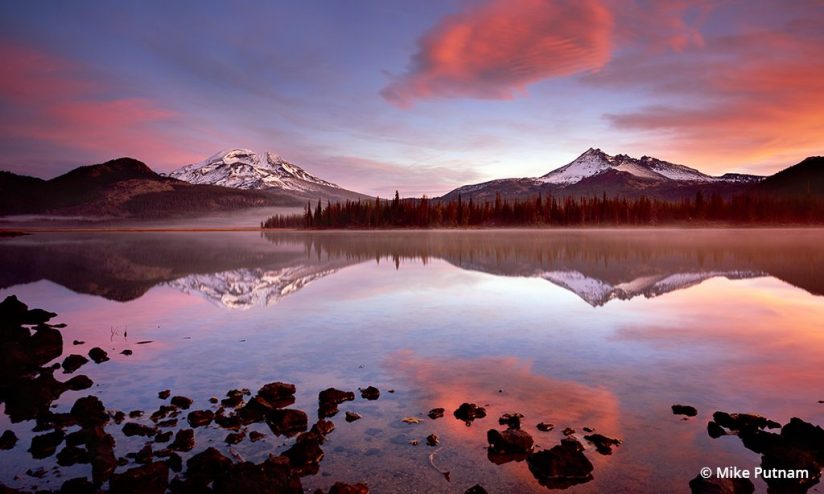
(1, 229, 823, 493)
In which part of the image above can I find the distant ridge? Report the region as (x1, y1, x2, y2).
(440, 148, 765, 202)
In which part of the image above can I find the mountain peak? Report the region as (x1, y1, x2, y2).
(167, 149, 339, 191)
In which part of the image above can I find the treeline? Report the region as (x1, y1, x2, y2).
(261, 191, 824, 229)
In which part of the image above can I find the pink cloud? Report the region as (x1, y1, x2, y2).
(382, 0, 614, 106)
(0, 41, 204, 172)
(600, 24, 824, 169)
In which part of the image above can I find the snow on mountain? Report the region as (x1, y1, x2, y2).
(538, 148, 762, 185)
(542, 269, 766, 306)
(166, 265, 340, 310)
(167, 148, 339, 192)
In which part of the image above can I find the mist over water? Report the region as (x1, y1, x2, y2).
(1, 229, 823, 492)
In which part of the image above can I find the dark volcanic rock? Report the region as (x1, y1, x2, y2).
(673, 404, 698, 417)
(212, 455, 303, 494)
(454, 403, 486, 425)
(169, 429, 194, 452)
(527, 439, 594, 489)
(257, 382, 296, 408)
(121, 349, 133, 356)
(135, 444, 154, 464)
(29, 429, 65, 458)
(498, 413, 523, 430)
(65, 374, 94, 391)
(225, 431, 245, 444)
(59, 477, 97, 494)
(122, 422, 157, 437)
(267, 408, 309, 437)
(158, 389, 170, 400)
(465, 485, 488, 494)
(86, 426, 117, 484)
(688, 475, 755, 494)
(328, 482, 369, 494)
(310, 419, 335, 442)
(428, 408, 445, 420)
(185, 447, 233, 487)
(61, 354, 89, 374)
(56, 444, 90, 466)
(70, 396, 109, 427)
(487, 428, 534, 454)
(359, 386, 380, 400)
(536, 422, 554, 432)
(109, 462, 169, 494)
(221, 389, 245, 408)
(187, 410, 214, 428)
(318, 388, 355, 418)
(284, 431, 324, 471)
(583, 433, 622, 455)
(712, 411, 780, 433)
(708, 421, 727, 438)
(426, 434, 439, 447)
(170, 396, 193, 409)
(249, 431, 265, 442)
(88, 347, 109, 364)
(154, 430, 172, 443)
(345, 412, 362, 422)
(0, 430, 18, 449)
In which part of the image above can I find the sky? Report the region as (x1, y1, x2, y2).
(0, 0, 822, 197)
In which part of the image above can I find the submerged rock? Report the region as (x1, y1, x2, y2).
(487, 428, 534, 454)
(267, 409, 309, 437)
(122, 422, 157, 437)
(427, 408, 445, 420)
(61, 354, 89, 374)
(88, 347, 109, 364)
(345, 412, 362, 423)
(359, 386, 380, 400)
(536, 422, 554, 432)
(527, 438, 594, 489)
(158, 389, 171, 400)
(328, 482, 369, 493)
(170, 396, 193, 410)
(187, 410, 214, 428)
(583, 433, 622, 455)
(498, 413, 523, 430)
(318, 388, 355, 418)
(109, 461, 169, 494)
(672, 404, 698, 417)
(454, 403, 486, 426)
(169, 429, 195, 452)
(0, 430, 19, 449)
(29, 429, 65, 459)
(257, 382, 297, 409)
(464, 485, 488, 494)
(70, 396, 109, 427)
(688, 475, 754, 494)
(426, 434, 439, 447)
(284, 431, 324, 472)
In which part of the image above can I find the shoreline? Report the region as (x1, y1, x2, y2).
(2, 224, 824, 234)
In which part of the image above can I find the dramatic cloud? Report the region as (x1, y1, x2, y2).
(598, 14, 824, 169)
(382, 0, 614, 106)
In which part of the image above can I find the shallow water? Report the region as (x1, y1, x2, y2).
(1, 229, 823, 493)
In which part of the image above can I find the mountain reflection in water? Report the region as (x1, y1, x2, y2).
(0, 229, 822, 309)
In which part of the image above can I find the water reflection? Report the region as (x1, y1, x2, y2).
(1, 229, 822, 309)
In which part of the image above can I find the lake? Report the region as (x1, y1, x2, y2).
(1, 229, 823, 493)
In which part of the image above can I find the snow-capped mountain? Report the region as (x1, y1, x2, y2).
(165, 265, 341, 310)
(542, 269, 767, 307)
(166, 149, 369, 202)
(168, 149, 337, 191)
(440, 147, 764, 202)
(538, 148, 759, 185)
